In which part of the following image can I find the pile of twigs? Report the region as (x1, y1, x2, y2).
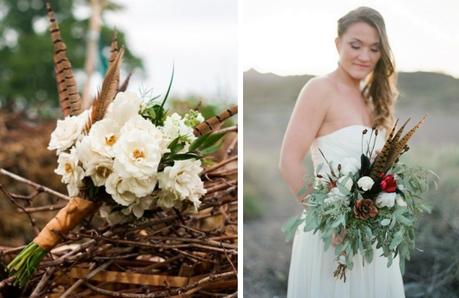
(0, 132, 237, 297)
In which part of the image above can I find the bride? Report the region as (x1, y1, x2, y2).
(279, 7, 405, 298)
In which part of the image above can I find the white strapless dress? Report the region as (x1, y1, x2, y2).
(287, 125, 405, 298)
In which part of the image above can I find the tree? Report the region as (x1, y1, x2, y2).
(0, 0, 143, 115)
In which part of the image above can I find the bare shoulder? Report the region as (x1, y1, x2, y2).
(296, 76, 334, 109)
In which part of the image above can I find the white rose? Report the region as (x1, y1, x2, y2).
(158, 159, 206, 208)
(375, 192, 396, 208)
(357, 176, 375, 191)
(105, 91, 143, 127)
(48, 110, 88, 154)
(105, 173, 157, 206)
(161, 113, 196, 145)
(120, 115, 167, 151)
(87, 118, 121, 158)
(75, 137, 114, 186)
(113, 117, 165, 178)
(121, 196, 154, 218)
(324, 187, 349, 205)
(396, 195, 407, 207)
(337, 176, 353, 192)
(156, 189, 181, 209)
(55, 147, 85, 196)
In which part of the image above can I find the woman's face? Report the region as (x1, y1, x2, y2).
(336, 21, 381, 80)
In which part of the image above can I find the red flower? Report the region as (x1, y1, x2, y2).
(380, 175, 397, 193)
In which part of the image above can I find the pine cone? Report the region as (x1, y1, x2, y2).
(353, 199, 378, 220)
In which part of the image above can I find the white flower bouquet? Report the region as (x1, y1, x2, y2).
(283, 117, 437, 281)
(7, 2, 237, 287)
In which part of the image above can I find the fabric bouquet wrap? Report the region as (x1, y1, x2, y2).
(7, 2, 237, 287)
(283, 117, 436, 282)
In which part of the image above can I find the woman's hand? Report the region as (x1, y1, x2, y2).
(331, 229, 347, 247)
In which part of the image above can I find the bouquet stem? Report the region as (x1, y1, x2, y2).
(7, 196, 98, 287)
(333, 263, 347, 282)
(7, 242, 48, 287)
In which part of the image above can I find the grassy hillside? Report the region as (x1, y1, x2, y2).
(244, 69, 459, 110)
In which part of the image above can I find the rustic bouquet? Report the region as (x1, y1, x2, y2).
(283, 117, 436, 281)
(7, 2, 237, 287)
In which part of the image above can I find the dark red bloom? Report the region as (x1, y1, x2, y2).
(380, 175, 397, 193)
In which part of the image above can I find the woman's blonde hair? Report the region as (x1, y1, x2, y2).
(338, 6, 398, 132)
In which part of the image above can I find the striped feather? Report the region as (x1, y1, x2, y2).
(118, 71, 132, 92)
(369, 118, 410, 179)
(386, 116, 426, 167)
(109, 30, 120, 90)
(194, 105, 238, 136)
(83, 48, 124, 134)
(46, 1, 81, 117)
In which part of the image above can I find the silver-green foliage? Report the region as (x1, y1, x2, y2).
(282, 163, 435, 274)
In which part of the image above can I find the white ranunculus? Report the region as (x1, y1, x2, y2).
(121, 196, 154, 218)
(396, 195, 407, 207)
(357, 176, 375, 191)
(87, 118, 121, 158)
(158, 159, 206, 207)
(337, 176, 353, 192)
(324, 187, 349, 205)
(75, 137, 114, 186)
(48, 110, 89, 154)
(161, 113, 196, 145)
(375, 192, 396, 208)
(55, 147, 85, 196)
(105, 173, 157, 206)
(105, 91, 143, 127)
(113, 117, 166, 178)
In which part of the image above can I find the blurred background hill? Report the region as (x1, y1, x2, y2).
(244, 69, 459, 297)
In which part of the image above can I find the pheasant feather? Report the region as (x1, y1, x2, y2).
(109, 30, 120, 90)
(369, 117, 426, 180)
(385, 116, 426, 169)
(369, 118, 410, 179)
(46, 1, 81, 117)
(194, 105, 238, 136)
(84, 48, 124, 134)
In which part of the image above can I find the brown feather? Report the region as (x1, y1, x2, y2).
(46, 1, 81, 117)
(118, 72, 133, 92)
(369, 118, 410, 179)
(83, 48, 124, 134)
(385, 116, 426, 168)
(109, 30, 120, 90)
(193, 105, 238, 136)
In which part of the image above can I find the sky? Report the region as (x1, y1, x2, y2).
(243, 0, 459, 78)
(93, 0, 237, 102)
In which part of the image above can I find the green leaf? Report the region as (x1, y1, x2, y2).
(167, 136, 181, 150)
(170, 153, 200, 161)
(201, 132, 225, 149)
(160, 64, 175, 110)
(281, 216, 304, 242)
(200, 143, 221, 156)
(189, 134, 210, 152)
(364, 247, 374, 263)
(380, 218, 391, 226)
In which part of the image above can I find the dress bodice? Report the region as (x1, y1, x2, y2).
(310, 125, 386, 175)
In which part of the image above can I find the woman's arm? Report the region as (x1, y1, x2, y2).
(278, 78, 331, 202)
